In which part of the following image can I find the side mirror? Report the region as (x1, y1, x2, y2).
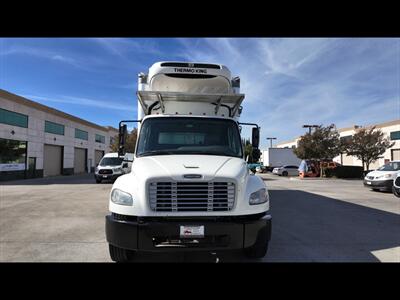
(118, 124, 127, 157)
(252, 148, 261, 162)
(252, 127, 260, 148)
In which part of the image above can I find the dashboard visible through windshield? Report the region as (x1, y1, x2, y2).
(136, 117, 243, 158)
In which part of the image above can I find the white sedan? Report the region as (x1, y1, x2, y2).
(272, 165, 299, 176)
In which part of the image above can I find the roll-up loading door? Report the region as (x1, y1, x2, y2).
(74, 147, 87, 174)
(43, 144, 63, 177)
(392, 149, 400, 161)
(95, 150, 104, 166)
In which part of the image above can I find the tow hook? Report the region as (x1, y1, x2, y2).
(211, 252, 219, 263)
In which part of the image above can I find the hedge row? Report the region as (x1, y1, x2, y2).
(325, 166, 364, 178)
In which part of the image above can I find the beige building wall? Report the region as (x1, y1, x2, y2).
(276, 120, 400, 170)
(0, 90, 119, 178)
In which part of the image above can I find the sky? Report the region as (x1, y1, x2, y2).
(0, 38, 399, 149)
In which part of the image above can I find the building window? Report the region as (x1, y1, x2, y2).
(45, 120, 65, 135)
(0, 108, 28, 128)
(340, 135, 352, 145)
(75, 128, 88, 140)
(95, 134, 105, 144)
(390, 131, 400, 141)
(0, 138, 27, 171)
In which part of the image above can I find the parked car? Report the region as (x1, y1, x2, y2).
(363, 160, 400, 192)
(247, 163, 263, 173)
(272, 165, 299, 176)
(255, 165, 268, 173)
(392, 172, 400, 197)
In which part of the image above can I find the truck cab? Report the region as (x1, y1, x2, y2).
(105, 62, 271, 261)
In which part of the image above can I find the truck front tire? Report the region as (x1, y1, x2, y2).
(244, 226, 269, 259)
(109, 244, 135, 262)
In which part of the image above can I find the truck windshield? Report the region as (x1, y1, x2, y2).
(136, 117, 243, 158)
(100, 157, 123, 166)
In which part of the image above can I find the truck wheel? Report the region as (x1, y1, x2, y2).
(244, 227, 269, 259)
(282, 171, 288, 176)
(109, 244, 135, 262)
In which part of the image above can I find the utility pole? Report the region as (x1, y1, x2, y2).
(302, 124, 319, 134)
(266, 137, 277, 148)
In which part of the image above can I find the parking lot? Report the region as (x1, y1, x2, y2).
(0, 173, 399, 262)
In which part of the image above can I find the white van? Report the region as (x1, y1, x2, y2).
(95, 153, 132, 183)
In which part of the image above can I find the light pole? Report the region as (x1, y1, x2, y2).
(266, 137, 277, 148)
(302, 124, 319, 134)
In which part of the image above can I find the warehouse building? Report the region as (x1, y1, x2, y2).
(0, 89, 119, 181)
(276, 119, 400, 170)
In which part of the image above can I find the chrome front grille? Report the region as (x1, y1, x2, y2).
(99, 169, 112, 174)
(149, 181, 235, 212)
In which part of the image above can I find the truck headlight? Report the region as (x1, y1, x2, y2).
(111, 189, 133, 206)
(249, 188, 269, 205)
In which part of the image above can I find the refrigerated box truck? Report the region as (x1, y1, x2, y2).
(105, 61, 271, 262)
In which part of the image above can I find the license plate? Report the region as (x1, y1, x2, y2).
(180, 225, 204, 238)
(366, 181, 371, 185)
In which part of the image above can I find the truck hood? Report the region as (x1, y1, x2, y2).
(132, 155, 247, 181)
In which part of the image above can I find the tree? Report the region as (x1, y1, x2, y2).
(242, 138, 261, 163)
(293, 124, 341, 177)
(109, 128, 138, 153)
(344, 126, 394, 171)
(294, 124, 341, 160)
(242, 138, 255, 163)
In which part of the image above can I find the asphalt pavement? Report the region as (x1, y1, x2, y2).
(0, 173, 398, 262)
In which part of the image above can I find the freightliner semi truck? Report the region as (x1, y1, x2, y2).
(105, 62, 271, 262)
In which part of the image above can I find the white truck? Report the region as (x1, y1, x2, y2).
(262, 148, 301, 172)
(105, 62, 271, 262)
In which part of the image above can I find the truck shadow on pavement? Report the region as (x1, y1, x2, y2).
(126, 189, 399, 263)
(262, 189, 400, 262)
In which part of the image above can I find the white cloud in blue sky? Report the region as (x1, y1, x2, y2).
(0, 38, 399, 148)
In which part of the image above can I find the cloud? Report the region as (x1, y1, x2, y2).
(177, 38, 400, 148)
(92, 38, 164, 61)
(21, 94, 136, 112)
(0, 44, 92, 71)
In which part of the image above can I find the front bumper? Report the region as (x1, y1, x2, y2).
(105, 213, 271, 252)
(95, 173, 122, 181)
(363, 179, 393, 191)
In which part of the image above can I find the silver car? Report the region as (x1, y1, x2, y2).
(272, 165, 299, 176)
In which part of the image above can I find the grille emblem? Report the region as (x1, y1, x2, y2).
(183, 174, 202, 179)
